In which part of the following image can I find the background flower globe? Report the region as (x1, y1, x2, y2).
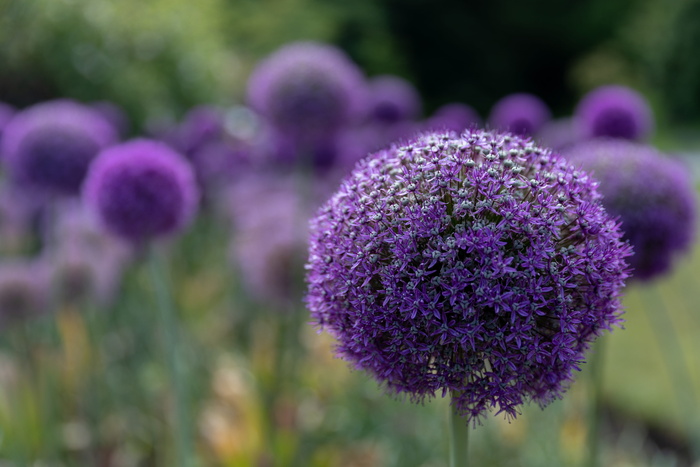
(488, 93, 551, 137)
(1, 99, 118, 196)
(246, 41, 367, 142)
(366, 75, 422, 124)
(564, 139, 696, 281)
(574, 85, 654, 141)
(83, 139, 199, 243)
(306, 129, 631, 423)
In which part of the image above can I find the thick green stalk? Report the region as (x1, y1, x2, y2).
(148, 247, 192, 467)
(586, 335, 606, 467)
(449, 393, 469, 467)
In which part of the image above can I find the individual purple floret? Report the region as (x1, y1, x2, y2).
(574, 85, 654, 141)
(488, 93, 551, 137)
(1, 100, 118, 196)
(366, 75, 421, 124)
(564, 139, 695, 281)
(306, 129, 631, 423)
(425, 103, 482, 133)
(247, 41, 367, 143)
(83, 139, 199, 242)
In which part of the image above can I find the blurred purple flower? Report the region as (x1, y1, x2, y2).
(564, 139, 695, 281)
(83, 139, 199, 242)
(306, 129, 630, 423)
(536, 118, 582, 152)
(45, 243, 123, 307)
(2, 100, 118, 196)
(91, 101, 130, 138)
(425, 103, 482, 133)
(574, 85, 654, 141)
(488, 93, 551, 137)
(227, 175, 309, 305)
(247, 42, 367, 145)
(366, 75, 421, 124)
(0, 102, 16, 146)
(0, 260, 49, 326)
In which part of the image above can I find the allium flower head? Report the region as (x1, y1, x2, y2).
(0, 102, 16, 139)
(574, 85, 654, 141)
(247, 41, 366, 140)
(564, 139, 695, 281)
(426, 103, 482, 133)
(1, 100, 118, 195)
(83, 139, 199, 242)
(0, 260, 49, 326)
(488, 93, 551, 137)
(306, 129, 631, 422)
(366, 75, 421, 124)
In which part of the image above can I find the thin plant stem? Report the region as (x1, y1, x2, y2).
(449, 392, 469, 467)
(148, 246, 192, 467)
(586, 335, 606, 467)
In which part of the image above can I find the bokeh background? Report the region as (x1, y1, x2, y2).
(1, 0, 700, 466)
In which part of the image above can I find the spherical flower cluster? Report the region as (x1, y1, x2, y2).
(1, 100, 118, 195)
(0, 102, 16, 138)
(426, 103, 482, 133)
(83, 139, 199, 242)
(564, 139, 696, 281)
(306, 129, 631, 422)
(488, 93, 551, 137)
(574, 85, 654, 141)
(0, 260, 49, 326)
(366, 75, 422, 124)
(247, 42, 366, 141)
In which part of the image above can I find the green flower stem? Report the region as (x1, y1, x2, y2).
(640, 284, 700, 454)
(148, 246, 192, 467)
(449, 392, 469, 467)
(586, 335, 606, 467)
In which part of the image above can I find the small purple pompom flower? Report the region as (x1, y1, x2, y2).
(306, 129, 631, 423)
(366, 75, 421, 124)
(0, 102, 16, 142)
(0, 260, 49, 326)
(247, 41, 367, 142)
(488, 93, 551, 137)
(564, 139, 695, 281)
(574, 85, 654, 141)
(1, 100, 118, 195)
(425, 103, 482, 133)
(83, 139, 199, 242)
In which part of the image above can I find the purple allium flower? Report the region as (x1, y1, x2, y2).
(574, 85, 654, 141)
(83, 139, 199, 242)
(425, 103, 482, 133)
(1, 100, 118, 196)
(0, 102, 16, 143)
(91, 101, 130, 138)
(228, 175, 308, 305)
(247, 42, 367, 142)
(488, 93, 551, 137)
(306, 129, 631, 423)
(190, 140, 251, 192)
(536, 118, 581, 152)
(0, 260, 49, 326)
(564, 139, 695, 281)
(175, 106, 224, 156)
(46, 243, 123, 306)
(366, 75, 421, 124)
